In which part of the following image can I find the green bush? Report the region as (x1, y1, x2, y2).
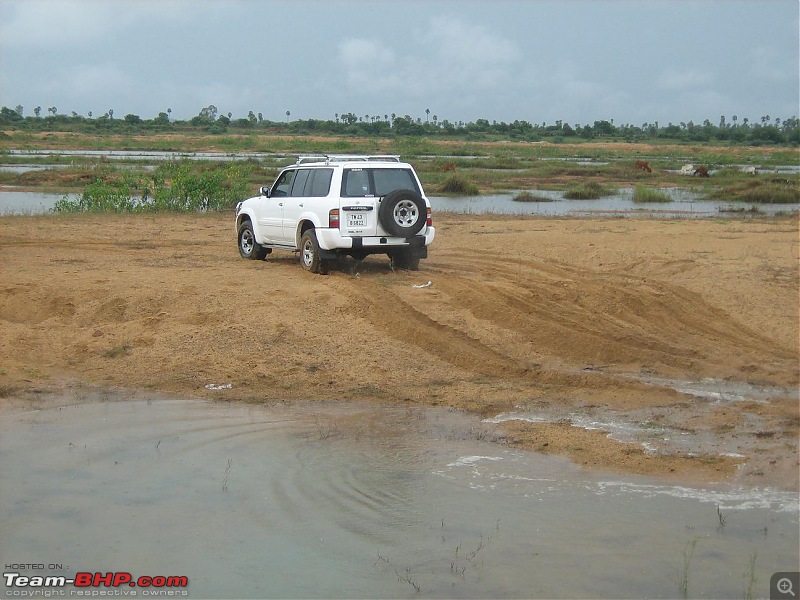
(439, 174, 480, 195)
(633, 186, 672, 203)
(53, 161, 252, 213)
(564, 181, 613, 199)
(513, 191, 553, 202)
(706, 177, 799, 204)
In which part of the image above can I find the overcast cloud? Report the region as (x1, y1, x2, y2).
(1, 0, 797, 127)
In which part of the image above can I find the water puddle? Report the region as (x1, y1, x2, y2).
(3, 189, 798, 218)
(0, 190, 65, 215)
(5, 149, 291, 162)
(430, 189, 799, 218)
(1, 390, 797, 599)
(485, 377, 799, 462)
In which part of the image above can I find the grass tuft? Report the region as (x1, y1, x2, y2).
(564, 181, 614, 199)
(439, 174, 480, 195)
(633, 186, 672, 203)
(513, 191, 554, 202)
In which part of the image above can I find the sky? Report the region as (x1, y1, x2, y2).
(1, 0, 798, 128)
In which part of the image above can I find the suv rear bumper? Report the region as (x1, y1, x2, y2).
(316, 226, 435, 252)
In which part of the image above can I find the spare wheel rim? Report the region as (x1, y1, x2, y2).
(393, 199, 419, 227)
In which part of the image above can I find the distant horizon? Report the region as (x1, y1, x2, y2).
(3, 104, 796, 129)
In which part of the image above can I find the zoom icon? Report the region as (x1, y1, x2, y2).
(772, 572, 799, 600)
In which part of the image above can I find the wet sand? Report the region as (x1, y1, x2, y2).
(0, 212, 797, 489)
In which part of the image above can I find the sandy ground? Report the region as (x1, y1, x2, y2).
(1, 211, 798, 490)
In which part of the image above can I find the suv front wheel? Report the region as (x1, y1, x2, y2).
(238, 220, 270, 260)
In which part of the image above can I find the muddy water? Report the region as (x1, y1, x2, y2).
(1, 392, 798, 599)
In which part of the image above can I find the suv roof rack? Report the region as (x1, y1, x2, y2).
(295, 154, 401, 165)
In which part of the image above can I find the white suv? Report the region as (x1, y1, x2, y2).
(235, 155, 435, 273)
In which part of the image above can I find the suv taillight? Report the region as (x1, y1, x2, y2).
(426, 207, 432, 227)
(329, 208, 340, 228)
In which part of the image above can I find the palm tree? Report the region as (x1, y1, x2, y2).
(425, 108, 430, 123)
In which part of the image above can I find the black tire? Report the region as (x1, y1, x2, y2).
(390, 249, 421, 271)
(379, 189, 426, 237)
(238, 220, 269, 260)
(300, 229, 327, 274)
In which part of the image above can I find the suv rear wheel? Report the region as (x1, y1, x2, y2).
(300, 230, 327, 274)
(390, 248, 421, 271)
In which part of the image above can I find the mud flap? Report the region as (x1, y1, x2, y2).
(406, 235, 428, 259)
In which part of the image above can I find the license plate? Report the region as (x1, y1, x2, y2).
(347, 214, 367, 228)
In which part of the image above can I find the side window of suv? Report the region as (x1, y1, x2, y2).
(284, 168, 333, 197)
(308, 168, 333, 197)
(272, 170, 296, 197)
(290, 170, 312, 197)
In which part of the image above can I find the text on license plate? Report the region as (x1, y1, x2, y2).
(347, 214, 367, 227)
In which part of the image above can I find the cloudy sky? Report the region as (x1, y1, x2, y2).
(1, 0, 798, 127)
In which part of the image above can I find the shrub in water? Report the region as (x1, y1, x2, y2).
(53, 161, 252, 213)
(439, 174, 479, 196)
(564, 181, 613, 199)
(513, 191, 553, 202)
(633, 186, 671, 203)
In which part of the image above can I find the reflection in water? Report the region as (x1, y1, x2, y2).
(1, 394, 797, 599)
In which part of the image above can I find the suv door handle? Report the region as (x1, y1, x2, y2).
(298, 203, 304, 207)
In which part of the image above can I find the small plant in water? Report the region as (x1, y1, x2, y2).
(564, 181, 614, 199)
(679, 537, 699, 598)
(716, 504, 727, 527)
(513, 190, 553, 202)
(633, 185, 672, 203)
(439, 174, 479, 196)
(222, 458, 232, 491)
(743, 552, 757, 600)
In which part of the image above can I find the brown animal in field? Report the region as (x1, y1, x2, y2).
(635, 160, 652, 172)
(441, 162, 456, 172)
(693, 166, 710, 177)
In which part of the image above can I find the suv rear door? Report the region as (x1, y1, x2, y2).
(340, 167, 378, 236)
(340, 167, 421, 237)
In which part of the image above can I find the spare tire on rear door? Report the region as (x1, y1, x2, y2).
(378, 189, 426, 237)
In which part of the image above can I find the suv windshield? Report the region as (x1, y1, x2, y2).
(341, 168, 419, 197)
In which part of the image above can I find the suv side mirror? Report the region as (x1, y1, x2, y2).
(259, 186, 270, 197)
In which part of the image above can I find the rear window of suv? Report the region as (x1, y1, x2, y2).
(341, 168, 419, 197)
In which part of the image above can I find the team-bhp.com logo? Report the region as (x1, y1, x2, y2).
(4, 571, 189, 596)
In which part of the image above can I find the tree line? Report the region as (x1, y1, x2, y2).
(2, 104, 798, 145)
